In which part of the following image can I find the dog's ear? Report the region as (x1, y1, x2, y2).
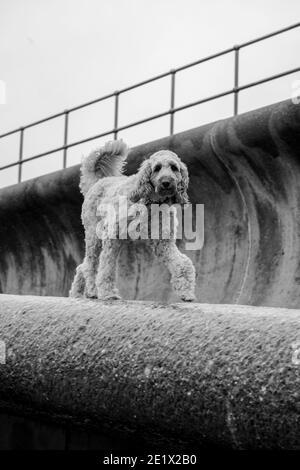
(129, 159, 153, 203)
(175, 160, 189, 204)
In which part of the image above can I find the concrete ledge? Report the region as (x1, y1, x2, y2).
(0, 294, 300, 449)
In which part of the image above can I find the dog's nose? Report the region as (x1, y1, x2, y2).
(162, 181, 170, 189)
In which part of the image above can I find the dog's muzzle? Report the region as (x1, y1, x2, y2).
(157, 178, 176, 196)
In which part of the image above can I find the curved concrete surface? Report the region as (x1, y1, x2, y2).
(0, 294, 300, 450)
(0, 99, 300, 306)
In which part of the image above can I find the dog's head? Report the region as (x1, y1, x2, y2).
(130, 150, 189, 204)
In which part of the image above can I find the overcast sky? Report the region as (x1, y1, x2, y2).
(0, 0, 299, 187)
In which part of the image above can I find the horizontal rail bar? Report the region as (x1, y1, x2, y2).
(68, 91, 115, 113)
(238, 65, 300, 90)
(0, 99, 115, 140)
(174, 89, 234, 113)
(1, 64, 299, 173)
(175, 47, 234, 72)
(0, 130, 115, 170)
(0, 111, 67, 139)
(239, 21, 300, 49)
(0, 128, 22, 139)
(119, 71, 171, 94)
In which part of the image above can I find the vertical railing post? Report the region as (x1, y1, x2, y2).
(114, 91, 119, 140)
(63, 110, 69, 169)
(233, 45, 240, 116)
(18, 127, 24, 183)
(170, 70, 176, 135)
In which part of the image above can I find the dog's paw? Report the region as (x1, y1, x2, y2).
(85, 291, 97, 299)
(69, 291, 84, 299)
(98, 292, 122, 301)
(180, 292, 196, 302)
(98, 289, 122, 300)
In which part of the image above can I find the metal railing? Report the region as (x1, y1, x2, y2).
(0, 22, 300, 183)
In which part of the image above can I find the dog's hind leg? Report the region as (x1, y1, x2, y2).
(69, 264, 86, 297)
(70, 232, 101, 298)
(151, 239, 195, 302)
(96, 239, 121, 300)
(84, 231, 102, 298)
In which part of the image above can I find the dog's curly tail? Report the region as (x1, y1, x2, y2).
(80, 139, 129, 195)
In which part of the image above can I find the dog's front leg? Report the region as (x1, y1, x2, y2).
(96, 239, 121, 300)
(151, 239, 196, 302)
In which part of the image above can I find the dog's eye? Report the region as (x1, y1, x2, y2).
(153, 164, 161, 172)
(171, 164, 179, 172)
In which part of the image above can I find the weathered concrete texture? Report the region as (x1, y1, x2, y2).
(0, 294, 300, 450)
(0, 99, 300, 307)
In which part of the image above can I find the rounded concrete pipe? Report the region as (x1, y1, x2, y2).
(0, 294, 300, 450)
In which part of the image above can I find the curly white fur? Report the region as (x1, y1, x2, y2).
(69, 139, 196, 302)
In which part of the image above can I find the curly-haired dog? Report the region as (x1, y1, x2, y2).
(69, 140, 196, 301)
